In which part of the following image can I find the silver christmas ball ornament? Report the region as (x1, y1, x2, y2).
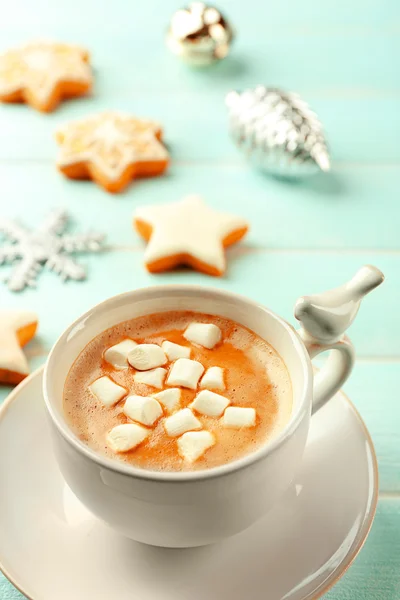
(226, 86, 330, 177)
(166, 2, 234, 66)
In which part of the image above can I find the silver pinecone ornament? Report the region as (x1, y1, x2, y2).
(226, 86, 330, 177)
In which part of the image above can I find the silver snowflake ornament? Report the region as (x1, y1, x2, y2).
(226, 86, 330, 177)
(0, 209, 105, 292)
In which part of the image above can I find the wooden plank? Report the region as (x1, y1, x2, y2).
(343, 363, 400, 493)
(0, 31, 399, 93)
(0, 574, 24, 599)
(0, 0, 398, 32)
(0, 250, 396, 358)
(0, 95, 399, 163)
(324, 498, 400, 599)
(0, 164, 399, 250)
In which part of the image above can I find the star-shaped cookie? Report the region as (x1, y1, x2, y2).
(0, 40, 92, 112)
(134, 195, 249, 276)
(0, 310, 38, 385)
(56, 111, 170, 193)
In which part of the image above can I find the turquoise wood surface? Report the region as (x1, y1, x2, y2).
(0, 0, 399, 598)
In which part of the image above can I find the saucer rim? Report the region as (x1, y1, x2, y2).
(0, 366, 379, 600)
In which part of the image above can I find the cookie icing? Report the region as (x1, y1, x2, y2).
(134, 194, 249, 276)
(56, 111, 169, 191)
(0, 40, 92, 110)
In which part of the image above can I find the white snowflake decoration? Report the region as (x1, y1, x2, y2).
(0, 209, 105, 292)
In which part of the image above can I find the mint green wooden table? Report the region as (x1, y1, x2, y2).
(1, 1, 399, 598)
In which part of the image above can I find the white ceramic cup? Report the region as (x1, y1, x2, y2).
(43, 267, 383, 548)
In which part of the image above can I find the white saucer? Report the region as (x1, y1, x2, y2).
(0, 368, 378, 600)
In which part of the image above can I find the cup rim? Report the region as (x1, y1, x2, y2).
(43, 284, 313, 482)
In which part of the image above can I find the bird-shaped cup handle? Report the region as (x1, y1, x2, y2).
(294, 265, 384, 414)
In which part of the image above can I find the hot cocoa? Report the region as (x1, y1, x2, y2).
(63, 311, 292, 471)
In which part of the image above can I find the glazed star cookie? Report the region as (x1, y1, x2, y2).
(134, 194, 249, 276)
(0, 310, 38, 385)
(56, 111, 169, 193)
(0, 40, 92, 112)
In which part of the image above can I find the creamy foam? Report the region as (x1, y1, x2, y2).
(63, 311, 292, 471)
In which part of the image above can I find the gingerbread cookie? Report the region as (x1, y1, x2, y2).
(0, 310, 38, 385)
(133, 194, 249, 276)
(56, 112, 169, 193)
(0, 40, 92, 112)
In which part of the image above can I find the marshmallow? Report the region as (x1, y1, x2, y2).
(152, 388, 181, 413)
(123, 395, 163, 426)
(191, 389, 230, 417)
(164, 408, 202, 437)
(106, 423, 149, 453)
(167, 358, 204, 390)
(222, 407, 256, 428)
(103, 339, 137, 369)
(128, 344, 167, 370)
(178, 431, 215, 463)
(200, 366, 225, 391)
(89, 376, 127, 407)
(161, 340, 191, 361)
(134, 368, 167, 389)
(183, 323, 222, 349)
